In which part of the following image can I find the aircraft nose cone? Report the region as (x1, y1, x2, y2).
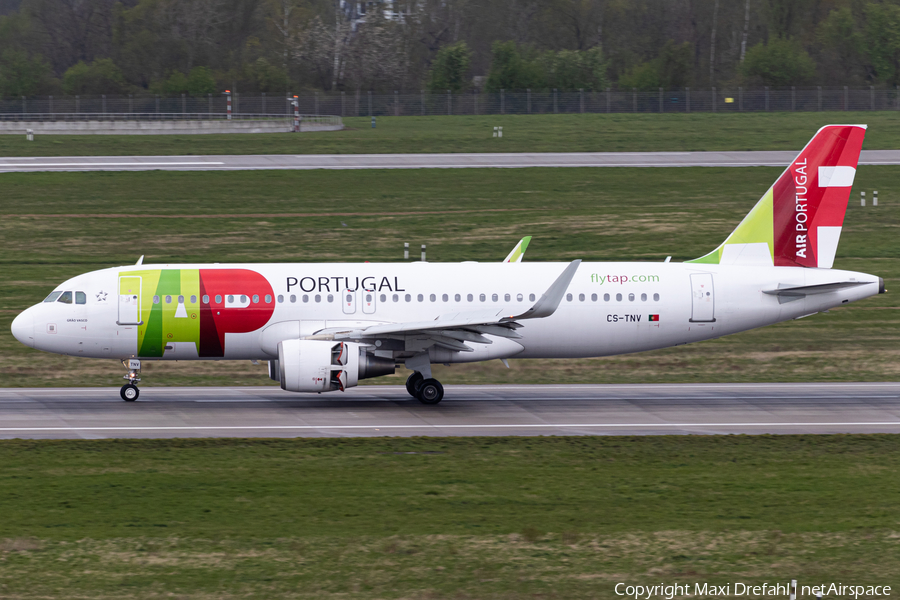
(11, 310, 34, 348)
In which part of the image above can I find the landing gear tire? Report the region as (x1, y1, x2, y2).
(120, 384, 139, 402)
(406, 372, 425, 397)
(416, 379, 444, 405)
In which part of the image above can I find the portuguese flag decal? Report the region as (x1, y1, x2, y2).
(649, 314, 660, 322)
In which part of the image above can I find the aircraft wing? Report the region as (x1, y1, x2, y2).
(326, 260, 581, 351)
(502, 236, 532, 263)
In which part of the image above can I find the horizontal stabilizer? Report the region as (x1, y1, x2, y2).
(762, 281, 869, 303)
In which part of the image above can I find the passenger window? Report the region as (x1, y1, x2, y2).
(300, 295, 306, 303)
(429, 294, 436, 302)
(380, 294, 386, 302)
(467, 294, 473, 302)
(442, 294, 449, 302)
(252, 294, 259, 303)
(566, 293, 573, 302)
(579, 293, 585, 301)
(641, 293, 647, 301)
(346, 293, 353, 303)
(417, 294, 424, 302)
(392, 294, 399, 302)
(504, 293, 510, 302)
(479, 293, 486, 302)
(616, 293, 622, 301)
(215, 295, 222, 304)
(203, 295, 210, 304)
(591, 293, 597, 301)
(517, 293, 523, 302)
(405, 294, 411, 302)
(529, 293, 536, 301)
(227, 295, 234, 303)
(57, 291, 73, 304)
(604, 293, 610, 302)
(315, 294, 321, 303)
(75, 291, 86, 305)
(153, 295, 160, 304)
(653, 293, 660, 301)
(43, 291, 63, 303)
(492, 293, 498, 302)
(178, 295, 184, 304)
(327, 294, 333, 303)
(240, 295, 248, 303)
(628, 293, 635, 301)
(165, 295, 172, 304)
(455, 294, 461, 302)
(191, 295, 197, 304)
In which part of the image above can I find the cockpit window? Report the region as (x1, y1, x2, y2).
(75, 292, 86, 305)
(57, 291, 73, 304)
(43, 291, 62, 303)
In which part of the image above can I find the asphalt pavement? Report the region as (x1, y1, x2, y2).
(2, 150, 900, 172)
(1, 383, 898, 439)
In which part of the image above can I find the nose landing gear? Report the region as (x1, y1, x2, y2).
(120, 359, 141, 402)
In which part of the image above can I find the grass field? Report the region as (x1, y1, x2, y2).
(2, 112, 900, 156)
(0, 435, 898, 598)
(0, 165, 897, 388)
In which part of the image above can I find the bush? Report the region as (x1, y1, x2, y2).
(0, 50, 58, 97)
(485, 41, 545, 92)
(427, 41, 472, 92)
(742, 38, 817, 86)
(540, 47, 607, 91)
(62, 59, 128, 95)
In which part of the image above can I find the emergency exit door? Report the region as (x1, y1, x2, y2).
(689, 273, 716, 323)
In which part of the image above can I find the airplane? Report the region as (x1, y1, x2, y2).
(10, 125, 884, 404)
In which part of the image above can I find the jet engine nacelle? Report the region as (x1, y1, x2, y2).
(277, 339, 395, 393)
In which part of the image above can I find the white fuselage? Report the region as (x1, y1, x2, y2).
(11, 261, 882, 363)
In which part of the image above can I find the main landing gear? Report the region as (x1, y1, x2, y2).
(405, 372, 444, 405)
(120, 359, 141, 402)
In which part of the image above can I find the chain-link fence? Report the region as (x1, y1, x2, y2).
(1, 87, 898, 119)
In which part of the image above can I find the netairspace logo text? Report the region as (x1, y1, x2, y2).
(614, 582, 892, 599)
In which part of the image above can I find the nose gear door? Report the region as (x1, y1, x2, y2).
(118, 276, 143, 325)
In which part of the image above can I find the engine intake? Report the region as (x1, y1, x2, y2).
(277, 339, 394, 393)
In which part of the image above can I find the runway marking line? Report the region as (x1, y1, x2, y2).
(2, 422, 900, 432)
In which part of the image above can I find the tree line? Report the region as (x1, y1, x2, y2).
(1, 0, 900, 98)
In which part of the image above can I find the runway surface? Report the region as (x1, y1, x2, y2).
(2, 150, 900, 172)
(1, 383, 898, 439)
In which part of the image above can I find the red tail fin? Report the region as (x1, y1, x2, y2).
(772, 125, 866, 268)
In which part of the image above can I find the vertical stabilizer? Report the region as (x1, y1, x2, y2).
(689, 125, 866, 268)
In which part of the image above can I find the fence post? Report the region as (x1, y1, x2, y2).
(22, 95, 25, 114)
(473, 89, 477, 115)
(712, 86, 716, 112)
(76, 95, 80, 114)
(896, 85, 899, 111)
(765, 86, 769, 111)
(632, 88, 636, 113)
(102, 94, 107, 116)
(262, 92, 266, 115)
(49, 95, 53, 119)
(397, 90, 401, 117)
(421, 90, 425, 115)
(871, 85, 875, 110)
(527, 88, 531, 114)
(235, 91, 239, 115)
(580, 88, 584, 113)
(225, 91, 231, 120)
(368, 90, 372, 116)
(659, 87, 663, 113)
(446, 89, 450, 116)
(818, 86, 822, 111)
(129, 94, 134, 115)
(606, 87, 610, 113)
(738, 86, 743, 111)
(791, 86, 795, 111)
(844, 86, 848, 110)
(501, 89, 505, 114)
(181, 93, 186, 117)
(315, 91, 319, 116)
(553, 88, 558, 113)
(686, 87, 690, 112)
(155, 94, 160, 118)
